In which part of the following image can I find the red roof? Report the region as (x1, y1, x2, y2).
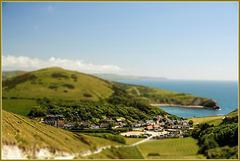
(147, 125, 153, 130)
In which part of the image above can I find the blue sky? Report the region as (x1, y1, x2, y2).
(2, 2, 238, 80)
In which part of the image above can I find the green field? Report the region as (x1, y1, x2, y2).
(187, 108, 238, 126)
(137, 137, 206, 159)
(125, 138, 145, 145)
(2, 99, 38, 117)
(2, 110, 120, 154)
(80, 146, 144, 159)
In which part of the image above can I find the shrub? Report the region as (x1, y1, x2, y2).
(62, 84, 75, 89)
(84, 93, 92, 97)
(148, 153, 160, 156)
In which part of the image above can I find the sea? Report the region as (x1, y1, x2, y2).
(117, 80, 238, 118)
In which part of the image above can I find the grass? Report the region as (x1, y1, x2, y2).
(187, 108, 238, 126)
(2, 99, 37, 117)
(3, 67, 215, 107)
(2, 110, 120, 154)
(3, 67, 114, 102)
(113, 82, 216, 106)
(125, 138, 145, 145)
(80, 146, 144, 159)
(137, 137, 206, 159)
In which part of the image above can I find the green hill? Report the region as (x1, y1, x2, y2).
(2, 110, 120, 155)
(3, 67, 114, 102)
(3, 67, 217, 108)
(113, 82, 218, 108)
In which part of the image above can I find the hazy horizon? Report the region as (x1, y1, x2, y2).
(2, 2, 238, 81)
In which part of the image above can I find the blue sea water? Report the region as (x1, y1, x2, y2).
(117, 80, 238, 118)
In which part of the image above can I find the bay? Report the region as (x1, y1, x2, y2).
(117, 80, 238, 118)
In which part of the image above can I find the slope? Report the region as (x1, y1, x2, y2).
(2, 110, 120, 153)
(2, 67, 114, 102)
(113, 82, 218, 108)
(2, 67, 218, 109)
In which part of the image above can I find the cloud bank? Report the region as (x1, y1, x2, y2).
(2, 55, 122, 73)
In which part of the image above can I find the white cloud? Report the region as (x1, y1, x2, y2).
(2, 55, 123, 73)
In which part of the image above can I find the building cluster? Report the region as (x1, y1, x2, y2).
(43, 114, 191, 131)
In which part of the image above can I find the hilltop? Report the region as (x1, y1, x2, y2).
(2, 67, 218, 109)
(3, 67, 114, 102)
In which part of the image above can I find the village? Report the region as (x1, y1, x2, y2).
(42, 114, 193, 139)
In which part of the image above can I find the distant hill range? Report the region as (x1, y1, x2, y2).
(2, 70, 28, 81)
(93, 74, 167, 81)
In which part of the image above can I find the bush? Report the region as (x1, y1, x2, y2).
(148, 153, 160, 156)
(62, 84, 75, 89)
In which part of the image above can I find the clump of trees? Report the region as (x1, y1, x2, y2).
(191, 116, 238, 159)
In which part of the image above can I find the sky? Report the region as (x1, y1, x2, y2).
(2, 2, 239, 80)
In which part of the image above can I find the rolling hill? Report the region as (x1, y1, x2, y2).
(2, 67, 217, 109)
(3, 67, 114, 102)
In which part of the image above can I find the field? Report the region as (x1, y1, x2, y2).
(80, 146, 144, 159)
(187, 115, 224, 126)
(2, 110, 120, 154)
(2, 99, 38, 117)
(187, 108, 238, 126)
(125, 138, 145, 145)
(137, 137, 206, 159)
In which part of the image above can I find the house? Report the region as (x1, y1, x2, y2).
(45, 115, 65, 128)
(100, 123, 109, 128)
(146, 120, 155, 125)
(153, 124, 159, 129)
(57, 121, 65, 128)
(65, 122, 75, 128)
(131, 122, 141, 127)
(105, 118, 115, 124)
(116, 119, 122, 123)
(81, 121, 89, 128)
(89, 124, 99, 129)
(138, 120, 146, 126)
(157, 115, 163, 120)
(146, 125, 153, 130)
(159, 122, 165, 126)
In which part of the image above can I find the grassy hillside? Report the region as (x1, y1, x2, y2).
(2, 99, 38, 117)
(3, 67, 114, 102)
(137, 138, 206, 159)
(2, 70, 28, 81)
(80, 146, 144, 159)
(2, 110, 120, 153)
(187, 108, 238, 126)
(82, 137, 205, 159)
(113, 82, 217, 107)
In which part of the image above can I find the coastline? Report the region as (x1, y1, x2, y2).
(150, 104, 211, 109)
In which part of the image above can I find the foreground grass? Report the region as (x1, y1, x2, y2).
(137, 137, 206, 159)
(125, 138, 145, 145)
(2, 110, 120, 153)
(80, 146, 144, 159)
(2, 99, 37, 117)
